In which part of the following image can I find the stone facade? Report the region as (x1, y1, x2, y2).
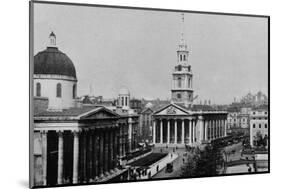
(33, 106, 130, 186)
(250, 109, 268, 147)
(152, 104, 227, 147)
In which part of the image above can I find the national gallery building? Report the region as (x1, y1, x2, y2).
(32, 33, 138, 187)
(152, 15, 228, 147)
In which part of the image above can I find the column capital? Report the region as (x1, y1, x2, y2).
(72, 130, 80, 136)
(56, 130, 64, 136)
(40, 130, 48, 135)
(198, 115, 204, 120)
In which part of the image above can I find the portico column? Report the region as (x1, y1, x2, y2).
(99, 130, 104, 177)
(192, 120, 195, 143)
(204, 120, 208, 141)
(212, 120, 215, 140)
(41, 130, 47, 185)
(219, 119, 222, 137)
(198, 116, 204, 142)
(104, 129, 109, 175)
(216, 120, 219, 139)
(128, 117, 132, 152)
(72, 130, 79, 184)
(215, 120, 217, 139)
(119, 126, 123, 157)
(218, 120, 220, 138)
(113, 127, 118, 171)
(217, 120, 220, 138)
(221, 120, 224, 137)
(153, 120, 156, 144)
(109, 129, 114, 173)
(57, 131, 64, 185)
(174, 119, 177, 144)
(160, 119, 163, 144)
(167, 120, 170, 144)
(189, 119, 192, 144)
(224, 120, 227, 136)
(94, 130, 99, 179)
(88, 130, 93, 181)
(181, 119, 185, 144)
(216, 120, 218, 138)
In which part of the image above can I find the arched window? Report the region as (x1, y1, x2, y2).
(72, 84, 76, 99)
(125, 97, 128, 106)
(180, 55, 182, 61)
(36, 82, 41, 97)
(121, 96, 124, 106)
(56, 83, 62, 98)
(253, 124, 255, 128)
(177, 93, 181, 99)
(183, 55, 186, 61)
(188, 78, 191, 88)
(178, 77, 182, 88)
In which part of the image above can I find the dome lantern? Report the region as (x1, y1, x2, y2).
(48, 31, 56, 47)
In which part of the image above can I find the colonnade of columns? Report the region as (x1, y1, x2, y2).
(152, 118, 197, 145)
(205, 119, 227, 140)
(152, 117, 227, 145)
(40, 126, 122, 186)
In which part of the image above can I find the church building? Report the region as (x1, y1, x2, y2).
(152, 14, 228, 148)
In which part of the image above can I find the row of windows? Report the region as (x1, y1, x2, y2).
(253, 111, 267, 115)
(36, 82, 76, 99)
(252, 117, 268, 120)
(253, 123, 268, 129)
(228, 118, 248, 122)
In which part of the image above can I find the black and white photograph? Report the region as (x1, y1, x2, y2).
(30, 1, 269, 188)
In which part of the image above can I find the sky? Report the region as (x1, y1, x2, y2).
(33, 3, 268, 104)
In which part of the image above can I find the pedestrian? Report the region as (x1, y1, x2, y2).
(183, 158, 185, 163)
(248, 166, 252, 173)
(171, 153, 173, 158)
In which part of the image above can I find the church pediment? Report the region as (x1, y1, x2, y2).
(154, 104, 189, 116)
(79, 107, 120, 120)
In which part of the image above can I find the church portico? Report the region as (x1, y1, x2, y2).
(152, 104, 228, 148)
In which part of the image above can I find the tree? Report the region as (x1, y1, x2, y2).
(181, 144, 224, 177)
(181, 151, 199, 177)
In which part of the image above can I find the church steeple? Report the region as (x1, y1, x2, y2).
(171, 13, 194, 107)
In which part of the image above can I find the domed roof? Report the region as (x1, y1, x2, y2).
(34, 47, 77, 79)
(119, 87, 130, 95)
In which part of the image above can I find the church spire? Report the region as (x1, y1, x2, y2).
(179, 13, 187, 51)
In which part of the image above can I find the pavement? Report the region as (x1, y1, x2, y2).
(152, 147, 191, 179)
